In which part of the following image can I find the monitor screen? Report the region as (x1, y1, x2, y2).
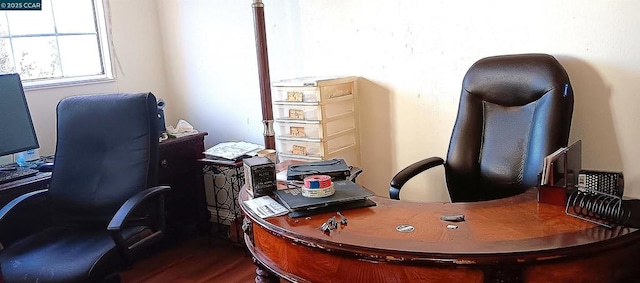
(0, 73, 39, 157)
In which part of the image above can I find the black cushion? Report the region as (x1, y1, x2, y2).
(0, 226, 144, 282)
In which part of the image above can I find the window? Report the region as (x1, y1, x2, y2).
(0, 0, 112, 88)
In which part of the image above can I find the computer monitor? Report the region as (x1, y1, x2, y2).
(0, 73, 39, 157)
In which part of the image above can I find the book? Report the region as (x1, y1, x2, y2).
(243, 195, 289, 218)
(540, 140, 582, 186)
(273, 179, 374, 211)
(541, 146, 567, 185)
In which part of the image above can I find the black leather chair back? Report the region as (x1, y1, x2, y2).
(49, 93, 159, 226)
(445, 54, 573, 202)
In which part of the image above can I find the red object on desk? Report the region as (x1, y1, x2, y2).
(538, 185, 569, 206)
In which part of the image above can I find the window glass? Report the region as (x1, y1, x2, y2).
(6, 1, 55, 35)
(0, 0, 111, 87)
(58, 35, 102, 77)
(52, 0, 96, 34)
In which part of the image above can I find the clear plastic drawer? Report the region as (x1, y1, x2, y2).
(275, 116, 356, 139)
(273, 98, 355, 121)
(276, 132, 357, 158)
(272, 87, 320, 103)
(272, 82, 354, 103)
(278, 147, 360, 167)
(273, 104, 322, 120)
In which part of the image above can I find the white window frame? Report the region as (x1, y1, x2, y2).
(0, 0, 113, 90)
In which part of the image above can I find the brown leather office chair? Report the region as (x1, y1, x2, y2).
(390, 54, 574, 202)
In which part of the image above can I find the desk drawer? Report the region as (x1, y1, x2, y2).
(159, 134, 205, 179)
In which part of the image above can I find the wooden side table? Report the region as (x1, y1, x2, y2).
(158, 132, 210, 234)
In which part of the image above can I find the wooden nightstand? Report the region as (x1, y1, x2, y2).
(158, 132, 210, 233)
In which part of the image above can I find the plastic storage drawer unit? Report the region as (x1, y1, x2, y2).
(271, 76, 361, 166)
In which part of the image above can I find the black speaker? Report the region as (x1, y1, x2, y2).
(157, 98, 167, 134)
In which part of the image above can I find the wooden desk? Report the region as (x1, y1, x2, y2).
(240, 185, 640, 282)
(0, 172, 51, 208)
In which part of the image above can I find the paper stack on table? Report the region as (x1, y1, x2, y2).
(203, 141, 264, 161)
(243, 195, 289, 218)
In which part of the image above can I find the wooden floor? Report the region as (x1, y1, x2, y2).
(120, 235, 258, 283)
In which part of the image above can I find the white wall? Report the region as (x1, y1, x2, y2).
(292, 0, 640, 201)
(21, 1, 640, 201)
(154, 0, 640, 201)
(21, 0, 168, 156)
(156, 0, 301, 147)
(18, 0, 640, 200)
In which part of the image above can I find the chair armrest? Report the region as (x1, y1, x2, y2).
(0, 189, 49, 247)
(0, 189, 49, 224)
(107, 185, 170, 231)
(389, 157, 444, 200)
(107, 185, 170, 268)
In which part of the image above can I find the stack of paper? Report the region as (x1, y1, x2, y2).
(203, 141, 263, 161)
(243, 196, 289, 218)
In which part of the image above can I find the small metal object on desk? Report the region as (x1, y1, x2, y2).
(320, 216, 339, 233)
(337, 212, 348, 225)
(440, 214, 465, 222)
(396, 224, 415, 233)
(320, 222, 332, 233)
(446, 224, 458, 229)
(328, 216, 338, 229)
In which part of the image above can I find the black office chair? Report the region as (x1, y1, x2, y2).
(390, 54, 574, 202)
(0, 93, 170, 282)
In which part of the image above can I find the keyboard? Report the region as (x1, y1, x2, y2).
(0, 168, 39, 185)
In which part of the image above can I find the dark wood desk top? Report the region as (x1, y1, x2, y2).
(240, 167, 640, 282)
(0, 172, 51, 207)
(243, 188, 637, 262)
(0, 172, 51, 191)
(160, 132, 208, 146)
